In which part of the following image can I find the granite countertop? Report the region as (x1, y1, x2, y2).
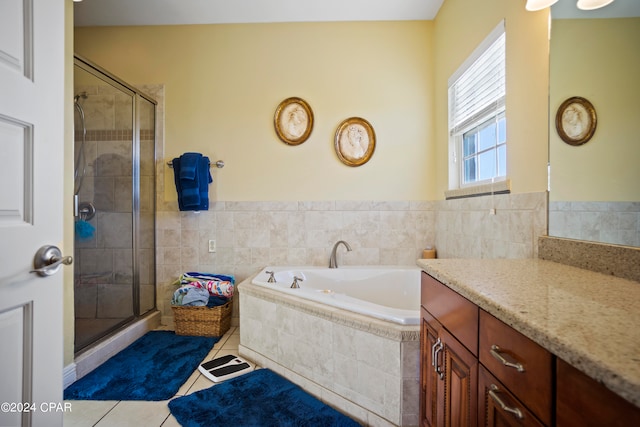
(416, 258, 640, 407)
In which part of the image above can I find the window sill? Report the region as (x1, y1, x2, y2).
(445, 179, 510, 200)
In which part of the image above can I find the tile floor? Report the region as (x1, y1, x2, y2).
(63, 327, 242, 427)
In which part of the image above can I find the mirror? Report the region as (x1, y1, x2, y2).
(548, 1, 640, 247)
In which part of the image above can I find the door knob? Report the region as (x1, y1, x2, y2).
(30, 245, 73, 277)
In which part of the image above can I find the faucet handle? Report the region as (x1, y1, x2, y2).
(291, 276, 304, 289)
(265, 270, 276, 283)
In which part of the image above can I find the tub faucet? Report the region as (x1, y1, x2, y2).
(265, 270, 276, 283)
(329, 240, 352, 268)
(291, 276, 303, 289)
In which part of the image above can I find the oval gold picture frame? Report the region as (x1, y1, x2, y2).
(334, 117, 376, 167)
(274, 97, 314, 145)
(555, 96, 597, 146)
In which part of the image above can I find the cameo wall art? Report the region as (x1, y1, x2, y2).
(555, 96, 597, 146)
(334, 117, 376, 167)
(274, 97, 314, 145)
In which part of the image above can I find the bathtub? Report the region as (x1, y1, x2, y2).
(251, 266, 420, 325)
(239, 266, 421, 426)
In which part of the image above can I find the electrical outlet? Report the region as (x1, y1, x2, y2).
(489, 208, 496, 215)
(208, 240, 216, 253)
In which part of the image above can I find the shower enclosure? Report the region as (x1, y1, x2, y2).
(73, 56, 156, 353)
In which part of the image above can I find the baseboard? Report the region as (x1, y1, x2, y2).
(63, 363, 77, 388)
(161, 315, 175, 329)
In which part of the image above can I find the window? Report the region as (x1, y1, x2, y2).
(448, 21, 506, 195)
(462, 113, 506, 183)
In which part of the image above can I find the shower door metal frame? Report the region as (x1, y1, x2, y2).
(73, 55, 157, 353)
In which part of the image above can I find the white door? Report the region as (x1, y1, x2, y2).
(0, 1, 66, 426)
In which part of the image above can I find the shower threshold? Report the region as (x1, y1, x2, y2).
(72, 310, 161, 384)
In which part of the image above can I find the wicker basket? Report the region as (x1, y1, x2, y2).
(171, 298, 232, 337)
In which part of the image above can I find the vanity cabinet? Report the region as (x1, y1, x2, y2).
(420, 272, 552, 427)
(420, 273, 478, 427)
(420, 271, 640, 426)
(556, 358, 640, 427)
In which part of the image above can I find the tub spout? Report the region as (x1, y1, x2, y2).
(329, 240, 352, 268)
(291, 276, 303, 289)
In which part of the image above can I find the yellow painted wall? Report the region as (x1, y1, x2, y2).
(549, 18, 640, 202)
(432, 0, 550, 196)
(74, 21, 436, 202)
(75, 2, 550, 203)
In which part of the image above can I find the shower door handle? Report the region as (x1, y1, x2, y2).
(30, 245, 73, 277)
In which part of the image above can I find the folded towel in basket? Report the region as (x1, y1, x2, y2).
(180, 272, 235, 284)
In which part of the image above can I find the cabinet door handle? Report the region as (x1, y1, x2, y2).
(433, 340, 444, 380)
(431, 338, 441, 367)
(488, 384, 524, 420)
(490, 344, 525, 372)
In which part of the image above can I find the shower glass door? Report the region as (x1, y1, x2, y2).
(137, 95, 157, 315)
(73, 57, 156, 353)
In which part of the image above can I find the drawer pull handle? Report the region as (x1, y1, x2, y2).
(488, 384, 524, 420)
(490, 345, 525, 372)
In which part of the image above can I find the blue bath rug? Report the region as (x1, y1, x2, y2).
(168, 369, 361, 427)
(64, 331, 218, 401)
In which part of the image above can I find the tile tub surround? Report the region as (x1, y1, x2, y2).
(154, 192, 548, 327)
(417, 258, 640, 408)
(155, 200, 438, 327)
(238, 274, 421, 427)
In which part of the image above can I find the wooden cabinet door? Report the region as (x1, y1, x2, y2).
(421, 308, 441, 427)
(440, 327, 478, 427)
(556, 359, 640, 427)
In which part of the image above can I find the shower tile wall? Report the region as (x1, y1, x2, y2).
(154, 192, 547, 326)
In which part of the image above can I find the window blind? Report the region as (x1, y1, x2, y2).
(449, 23, 505, 135)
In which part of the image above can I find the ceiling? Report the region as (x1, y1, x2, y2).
(73, 0, 640, 27)
(73, 0, 445, 27)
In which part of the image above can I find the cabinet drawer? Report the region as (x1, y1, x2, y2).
(421, 272, 478, 356)
(479, 310, 552, 426)
(479, 365, 545, 427)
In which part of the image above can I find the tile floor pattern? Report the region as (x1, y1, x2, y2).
(64, 327, 242, 427)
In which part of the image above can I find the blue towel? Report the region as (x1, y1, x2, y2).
(172, 153, 213, 211)
(180, 286, 210, 306)
(179, 152, 201, 180)
(176, 153, 201, 208)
